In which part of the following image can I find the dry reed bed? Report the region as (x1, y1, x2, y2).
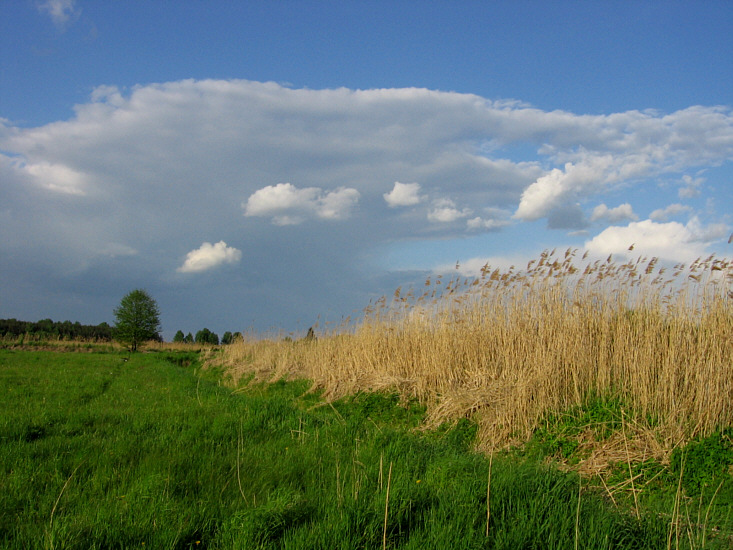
(211, 249, 732, 470)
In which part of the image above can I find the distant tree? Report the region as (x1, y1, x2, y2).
(92, 322, 113, 341)
(113, 289, 161, 352)
(232, 331, 242, 342)
(173, 330, 185, 343)
(195, 328, 219, 345)
(221, 331, 233, 345)
(184, 332, 194, 344)
(60, 320, 73, 339)
(36, 318, 55, 336)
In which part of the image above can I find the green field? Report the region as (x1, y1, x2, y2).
(1, 348, 730, 549)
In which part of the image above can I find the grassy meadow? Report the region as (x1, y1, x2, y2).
(1, 250, 731, 548)
(0, 348, 680, 549)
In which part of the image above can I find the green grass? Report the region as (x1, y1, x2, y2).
(1, 350, 726, 549)
(522, 395, 733, 549)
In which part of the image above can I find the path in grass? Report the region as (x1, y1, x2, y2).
(0, 349, 693, 549)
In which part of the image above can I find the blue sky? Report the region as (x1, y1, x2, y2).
(1, 0, 732, 339)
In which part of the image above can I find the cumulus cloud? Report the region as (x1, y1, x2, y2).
(684, 217, 730, 243)
(649, 203, 692, 222)
(243, 183, 360, 225)
(465, 206, 512, 231)
(21, 161, 89, 195)
(590, 203, 638, 223)
(434, 254, 529, 278)
(678, 174, 705, 198)
(317, 187, 362, 220)
(178, 241, 242, 273)
(514, 106, 733, 223)
(383, 182, 423, 207)
(515, 163, 591, 221)
(427, 198, 472, 223)
(584, 218, 729, 261)
(466, 217, 511, 231)
(514, 156, 624, 222)
(1, 78, 731, 332)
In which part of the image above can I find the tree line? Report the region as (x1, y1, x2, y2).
(3, 290, 241, 349)
(0, 318, 115, 341)
(172, 329, 241, 346)
(0, 317, 240, 346)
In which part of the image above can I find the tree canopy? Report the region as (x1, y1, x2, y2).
(113, 289, 161, 351)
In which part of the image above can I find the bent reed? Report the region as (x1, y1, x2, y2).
(212, 249, 732, 472)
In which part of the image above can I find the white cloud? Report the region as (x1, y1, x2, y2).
(243, 183, 318, 224)
(90, 85, 125, 107)
(427, 198, 471, 223)
(514, 165, 581, 221)
(466, 208, 512, 231)
(678, 174, 705, 199)
(25, 162, 89, 195)
(243, 183, 360, 225)
(38, 0, 78, 28)
(434, 254, 529, 278)
(0, 79, 731, 332)
(590, 203, 638, 223)
(383, 182, 423, 207)
(178, 241, 242, 273)
(4, 157, 89, 195)
(513, 106, 733, 223)
(317, 187, 362, 220)
(584, 218, 729, 261)
(684, 216, 729, 243)
(466, 217, 511, 231)
(649, 203, 692, 222)
(514, 156, 617, 221)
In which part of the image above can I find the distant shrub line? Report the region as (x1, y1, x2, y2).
(0, 318, 114, 341)
(173, 329, 241, 345)
(0, 318, 246, 347)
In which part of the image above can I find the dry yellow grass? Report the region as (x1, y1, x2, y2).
(211, 249, 732, 467)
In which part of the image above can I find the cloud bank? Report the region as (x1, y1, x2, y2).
(585, 218, 729, 261)
(0, 79, 730, 331)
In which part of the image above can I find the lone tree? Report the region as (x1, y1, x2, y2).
(113, 289, 161, 351)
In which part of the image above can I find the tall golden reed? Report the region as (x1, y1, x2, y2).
(211, 249, 732, 467)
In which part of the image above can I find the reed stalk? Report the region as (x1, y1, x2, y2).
(212, 250, 732, 470)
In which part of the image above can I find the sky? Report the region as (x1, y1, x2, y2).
(1, 0, 732, 339)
